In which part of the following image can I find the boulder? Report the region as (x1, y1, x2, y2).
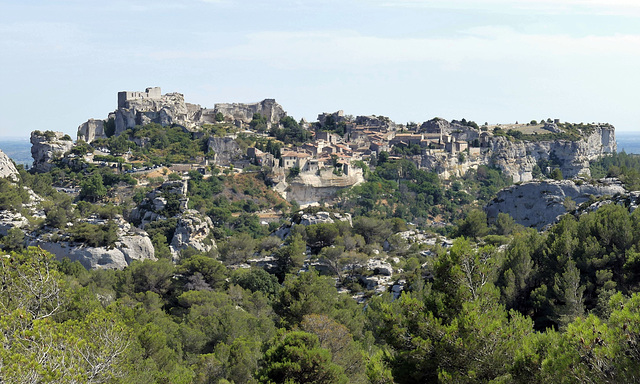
(366, 258, 393, 276)
(298, 211, 353, 226)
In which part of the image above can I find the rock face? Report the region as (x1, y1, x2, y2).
(128, 180, 216, 260)
(170, 210, 216, 258)
(277, 168, 365, 206)
(37, 235, 155, 270)
(30, 131, 75, 172)
(77, 119, 106, 143)
(129, 180, 189, 226)
(486, 126, 616, 182)
(207, 137, 243, 166)
(35, 220, 156, 270)
(214, 99, 286, 127)
(485, 179, 626, 230)
(0, 149, 19, 180)
(414, 120, 616, 182)
(114, 92, 202, 136)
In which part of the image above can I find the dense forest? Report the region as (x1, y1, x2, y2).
(3, 124, 640, 383)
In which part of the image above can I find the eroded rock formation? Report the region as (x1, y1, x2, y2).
(275, 168, 365, 206)
(35, 220, 156, 270)
(30, 131, 74, 172)
(213, 99, 286, 127)
(77, 119, 106, 143)
(486, 125, 616, 182)
(170, 209, 217, 258)
(485, 179, 625, 230)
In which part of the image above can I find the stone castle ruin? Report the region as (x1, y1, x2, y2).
(117, 87, 162, 109)
(78, 87, 286, 143)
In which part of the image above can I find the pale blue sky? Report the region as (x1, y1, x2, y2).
(1, 0, 640, 140)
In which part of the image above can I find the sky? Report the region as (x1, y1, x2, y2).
(1, 0, 640, 140)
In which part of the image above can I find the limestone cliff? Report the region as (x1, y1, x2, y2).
(485, 179, 625, 230)
(30, 131, 74, 172)
(36, 235, 155, 270)
(277, 168, 365, 206)
(486, 125, 616, 182)
(207, 137, 243, 166)
(415, 123, 616, 182)
(114, 92, 202, 136)
(213, 99, 286, 127)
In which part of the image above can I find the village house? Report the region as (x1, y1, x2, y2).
(281, 151, 312, 171)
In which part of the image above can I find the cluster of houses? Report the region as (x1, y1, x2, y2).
(247, 111, 477, 175)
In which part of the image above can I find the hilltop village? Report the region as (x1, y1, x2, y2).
(7, 88, 640, 382)
(69, 87, 616, 198)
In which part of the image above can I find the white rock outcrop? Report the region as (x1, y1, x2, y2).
(207, 137, 243, 166)
(486, 125, 616, 182)
(30, 131, 75, 172)
(37, 234, 155, 270)
(0, 149, 19, 180)
(115, 92, 202, 136)
(281, 168, 365, 206)
(0, 211, 29, 236)
(213, 99, 286, 127)
(170, 210, 217, 258)
(485, 179, 625, 230)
